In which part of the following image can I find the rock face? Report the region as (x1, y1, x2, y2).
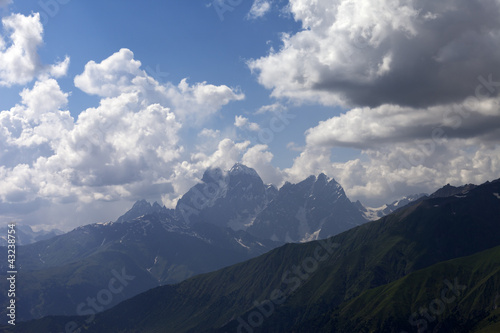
(116, 199, 174, 223)
(175, 164, 368, 243)
(247, 173, 367, 243)
(175, 163, 277, 230)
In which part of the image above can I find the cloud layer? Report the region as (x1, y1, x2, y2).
(249, 0, 500, 108)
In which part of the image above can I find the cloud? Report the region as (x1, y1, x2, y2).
(285, 139, 500, 207)
(242, 144, 283, 185)
(255, 102, 286, 114)
(246, 0, 500, 206)
(234, 115, 260, 132)
(0, 78, 72, 169)
(0, 13, 69, 86)
(247, 0, 271, 19)
(306, 96, 500, 150)
(248, 0, 500, 108)
(75, 48, 244, 125)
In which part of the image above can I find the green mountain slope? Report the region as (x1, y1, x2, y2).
(289, 245, 500, 332)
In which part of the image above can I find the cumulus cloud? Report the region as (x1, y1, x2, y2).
(285, 140, 500, 207)
(306, 96, 500, 150)
(247, 0, 271, 19)
(255, 102, 286, 114)
(75, 48, 244, 124)
(234, 115, 260, 131)
(0, 78, 72, 168)
(242, 144, 283, 185)
(0, 13, 69, 86)
(249, 0, 500, 108)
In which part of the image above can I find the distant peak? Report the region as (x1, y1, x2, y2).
(229, 163, 259, 178)
(133, 199, 151, 208)
(202, 167, 225, 183)
(317, 173, 329, 182)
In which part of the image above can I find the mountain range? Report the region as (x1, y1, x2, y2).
(6, 176, 499, 332)
(176, 163, 368, 243)
(0, 163, 371, 322)
(0, 225, 63, 246)
(0, 209, 279, 321)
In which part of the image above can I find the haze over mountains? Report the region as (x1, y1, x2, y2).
(6, 174, 499, 332)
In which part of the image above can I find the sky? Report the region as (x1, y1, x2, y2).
(0, 0, 499, 231)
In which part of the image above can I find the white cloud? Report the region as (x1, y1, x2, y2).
(198, 128, 220, 139)
(74, 48, 144, 97)
(255, 102, 286, 114)
(235, 115, 260, 131)
(75, 48, 245, 125)
(168, 78, 245, 124)
(306, 97, 500, 149)
(249, 0, 500, 108)
(234, 115, 248, 128)
(242, 144, 283, 185)
(286, 115, 500, 206)
(0, 78, 72, 157)
(0, 13, 69, 86)
(247, 0, 271, 20)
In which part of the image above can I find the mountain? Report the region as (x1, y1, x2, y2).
(357, 182, 478, 222)
(356, 193, 427, 221)
(429, 182, 477, 198)
(115, 199, 174, 223)
(0, 210, 280, 321)
(16, 178, 499, 332)
(0, 224, 63, 246)
(326, 245, 500, 332)
(247, 173, 367, 242)
(175, 163, 278, 230)
(177, 164, 368, 243)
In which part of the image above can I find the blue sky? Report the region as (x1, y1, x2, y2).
(1, 0, 499, 230)
(1, 0, 345, 168)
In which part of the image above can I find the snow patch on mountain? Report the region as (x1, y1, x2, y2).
(357, 193, 427, 221)
(300, 229, 321, 243)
